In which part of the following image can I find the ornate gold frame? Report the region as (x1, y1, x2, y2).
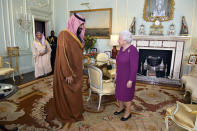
(143, 0, 175, 22)
(70, 8, 112, 39)
(188, 54, 197, 64)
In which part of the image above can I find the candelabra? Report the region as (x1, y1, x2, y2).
(16, 12, 33, 32)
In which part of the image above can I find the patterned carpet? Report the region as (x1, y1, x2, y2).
(0, 75, 187, 131)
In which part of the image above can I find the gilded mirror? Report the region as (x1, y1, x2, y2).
(143, 0, 175, 22)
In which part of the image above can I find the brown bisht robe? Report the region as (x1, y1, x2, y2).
(48, 29, 84, 123)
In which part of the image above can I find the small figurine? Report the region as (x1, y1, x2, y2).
(168, 23, 175, 35)
(139, 24, 146, 35)
(129, 17, 136, 35)
(180, 16, 189, 35)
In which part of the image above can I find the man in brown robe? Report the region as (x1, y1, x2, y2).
(47, 13, 86, 124)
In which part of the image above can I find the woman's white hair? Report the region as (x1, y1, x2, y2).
(119, 30, 133, 44)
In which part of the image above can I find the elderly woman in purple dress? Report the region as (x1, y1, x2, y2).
(114, 30, 139, 121)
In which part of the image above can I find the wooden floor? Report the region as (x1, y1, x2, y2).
(0, 72, 36, 86)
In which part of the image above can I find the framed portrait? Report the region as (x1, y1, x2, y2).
(143, 0, 175, 22)
(104, 51, 111, 58)
(70, 8, 112, 39)
(90, 48, 97, 53)
(188, 54, 197, 64)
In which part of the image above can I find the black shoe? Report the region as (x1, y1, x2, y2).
(113, 109, 125, 115)
(120, 113, 132, 121)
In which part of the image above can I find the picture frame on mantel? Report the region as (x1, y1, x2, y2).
(104, 51, 111, 58)
(188, 54, 197, 64)
(70, 8, 112, 39)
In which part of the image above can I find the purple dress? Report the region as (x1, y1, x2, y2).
(115, 45, 139, 102)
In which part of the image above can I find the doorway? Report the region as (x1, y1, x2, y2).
(34, 20, 46, 36)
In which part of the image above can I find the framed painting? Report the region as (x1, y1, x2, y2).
(143, 0, 175, 22)
(70, 8, 112, 39)
(188, 54, 197, 64)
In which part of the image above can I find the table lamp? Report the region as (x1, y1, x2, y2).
(110, 35, 119, 59)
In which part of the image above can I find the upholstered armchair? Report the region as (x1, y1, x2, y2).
(0, 56, 15, 82)
(87, 65, 115, 110)
(95, 53, 116, 79)
(181, 65, 197, 103)
(165, 101, 197, 131)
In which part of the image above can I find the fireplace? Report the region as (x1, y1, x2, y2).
(138, 49, 172, 78)
(131, 35, 190, 85)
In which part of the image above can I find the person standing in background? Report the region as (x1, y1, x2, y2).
(47, 30, 57, 73)
(32, 32, 52, 78)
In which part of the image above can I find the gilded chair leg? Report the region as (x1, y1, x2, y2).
(181, 82, 184, 89)
(98, 94, 102, 110)
(12, 72, 15, 82)
(184, 91, 187, 98)
(165, 116, 169, 131)
(87, 88, 92, 102)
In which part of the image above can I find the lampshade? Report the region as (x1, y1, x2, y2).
(110, 35, 119, 46)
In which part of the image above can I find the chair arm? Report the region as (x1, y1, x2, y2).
(4, 62, 11, 68)
(108, 59, 116, 64)
(191, 111, 197, 114)
(96, 60, 107, 63)
(109, 61, 116, 64)
(176, 101, 197, 114)
(176, 101, 192, 112)
(175, 101, 197, 116)
(103, 79, 112, 83)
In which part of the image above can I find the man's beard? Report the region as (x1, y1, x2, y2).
(77, 28, 82, 36)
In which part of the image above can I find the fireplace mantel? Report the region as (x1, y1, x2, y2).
(132, 35, 190, 80)
(133, 35, 191, 41)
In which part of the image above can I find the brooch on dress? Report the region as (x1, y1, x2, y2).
(128, 49, 130, 53)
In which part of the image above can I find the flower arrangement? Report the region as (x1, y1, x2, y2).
(84, 35, 97, 53)
(85, 51, 97, 58)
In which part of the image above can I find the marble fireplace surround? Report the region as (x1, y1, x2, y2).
(132, 35, 190, 80)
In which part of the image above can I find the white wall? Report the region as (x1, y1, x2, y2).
(54, 0, 67, 34)
(54, 0, 114, 52)
(0, 0, 196, 76)
(54, 0, 196, 54)
(0, 0, 54, 78)
(191, 0, 197, 53)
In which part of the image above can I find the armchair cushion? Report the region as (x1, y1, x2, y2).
(184, 77, 197, 91)
(166, 101, 197, 129)
(108, 69, 116, 78)
(0, 68, 14, 75)
(174, 106, 195, 128)
(96, 53, 109, 66)
(97, 64, 116, 79)
(181, 75, 194, 84)
(91, 81, 115, 95)
(190, 65, 197, 77)
(181, 65, 197, 84)
(191, 88, 197, 102)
